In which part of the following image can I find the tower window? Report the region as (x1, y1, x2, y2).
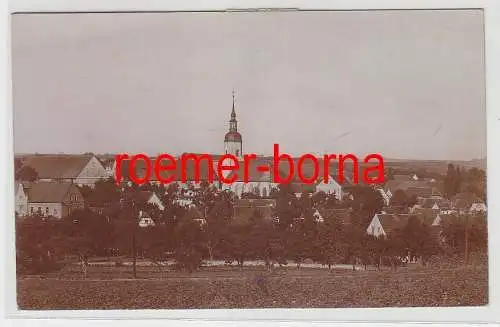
(236, 150, 240, 157)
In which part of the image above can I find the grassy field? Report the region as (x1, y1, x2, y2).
(17, 264, 488, 309)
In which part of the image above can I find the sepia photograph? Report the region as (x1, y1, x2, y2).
(10, 8, 488, 311)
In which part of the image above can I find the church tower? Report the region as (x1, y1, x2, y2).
(224, 90, 243, 157)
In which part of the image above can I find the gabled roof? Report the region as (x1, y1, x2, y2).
(22, 155, 94, 179)
(376, 214, 421, 236)
(26, 181, 78, 203)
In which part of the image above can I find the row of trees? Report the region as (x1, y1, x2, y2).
(16, 179, 487, 275)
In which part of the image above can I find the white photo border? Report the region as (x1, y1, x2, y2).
(2, 0, 500, 324)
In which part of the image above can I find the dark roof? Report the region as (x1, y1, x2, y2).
(381, 205, 406, 214)
(233, 205, 275, 223)
(22, 155, 93, 179)
(451, 192, 484, 209)
(236, 198, 276, 208)
(225, 158, 273, 182)
(421, 198, 439, 209)
(119, 155, 219, 182)
(405, 187, 434, 199)
(385, 180, 432, 192)
(393, 174, 412, 181)
(377, 214, 421, 236)
(27, 181, 79, 203)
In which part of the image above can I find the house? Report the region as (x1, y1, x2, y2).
(366, 213, 421, 238)
(22, 154, 108, 187)
(118, 155, 222, 189)
(97, 155, 116, 179)
(138, 210, 156, 228)
(375, 187, 391, 206)
(186, 206, 207, 226)
(14, 182, 28, 216)
(392, 174, 418, 181)
(222, 158, 278, 198)
(385, 179, 442, 203)
(315, 175, 343, 201)
(312, 209, 324, 223)
(26, 181, 85, 218)
(319, 208, 352, 225)
(134, 190, 165, 211)
(451, 192, 486, 214)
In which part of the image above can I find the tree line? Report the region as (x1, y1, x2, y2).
(16, 179, 487, 276)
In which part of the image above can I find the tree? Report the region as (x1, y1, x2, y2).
(390, 189, 416, 209)
(173, 219, 205, 272)
(275, 183, 300, 229)
(204, 191, 233, 260)
(316, 216, 346, 271)
(397, 216, 441, 266)
(460, 168, 486, 202)
(15, 165, 38, 181)
(444, 164, 462, 198)
(349, 185, 384, 227)
(441, 213, 487, 259)
(220, 221, 253, 268)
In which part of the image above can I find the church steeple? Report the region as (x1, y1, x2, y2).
(229, 89, 238, 132)
(224, 89, 242, 157)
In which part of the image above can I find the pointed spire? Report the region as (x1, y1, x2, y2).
(231, 89, 236, 119)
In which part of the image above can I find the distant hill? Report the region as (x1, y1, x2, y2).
(383, 157, 486, 174)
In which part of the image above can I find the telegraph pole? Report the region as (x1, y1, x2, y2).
(464, 211, 469, 265)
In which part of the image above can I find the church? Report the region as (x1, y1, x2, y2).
(220, 91, 343, 200)
(116, 91, 345, 200)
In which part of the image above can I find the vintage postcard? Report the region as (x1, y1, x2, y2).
(10, 8, 490, 315)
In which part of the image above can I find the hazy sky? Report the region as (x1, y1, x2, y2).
(11, 10, 486, 160)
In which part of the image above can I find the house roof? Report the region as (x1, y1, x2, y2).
(22, 155, 93, 179)
(233, 205, 275, 223)
(26, 181, 78, 203)
(393, 174, 412, 181)
(319, 208, 352, 225)
(385, 180, 432, 192)
(119, 155, 220, 182)
(421, 198, 439, 209)
(377, 214, 421, 236)
(224, 158, 274, 182)
(451, 192, 484, 209)
(405, 187, 435, 199)
(236, 198, 276, 208)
